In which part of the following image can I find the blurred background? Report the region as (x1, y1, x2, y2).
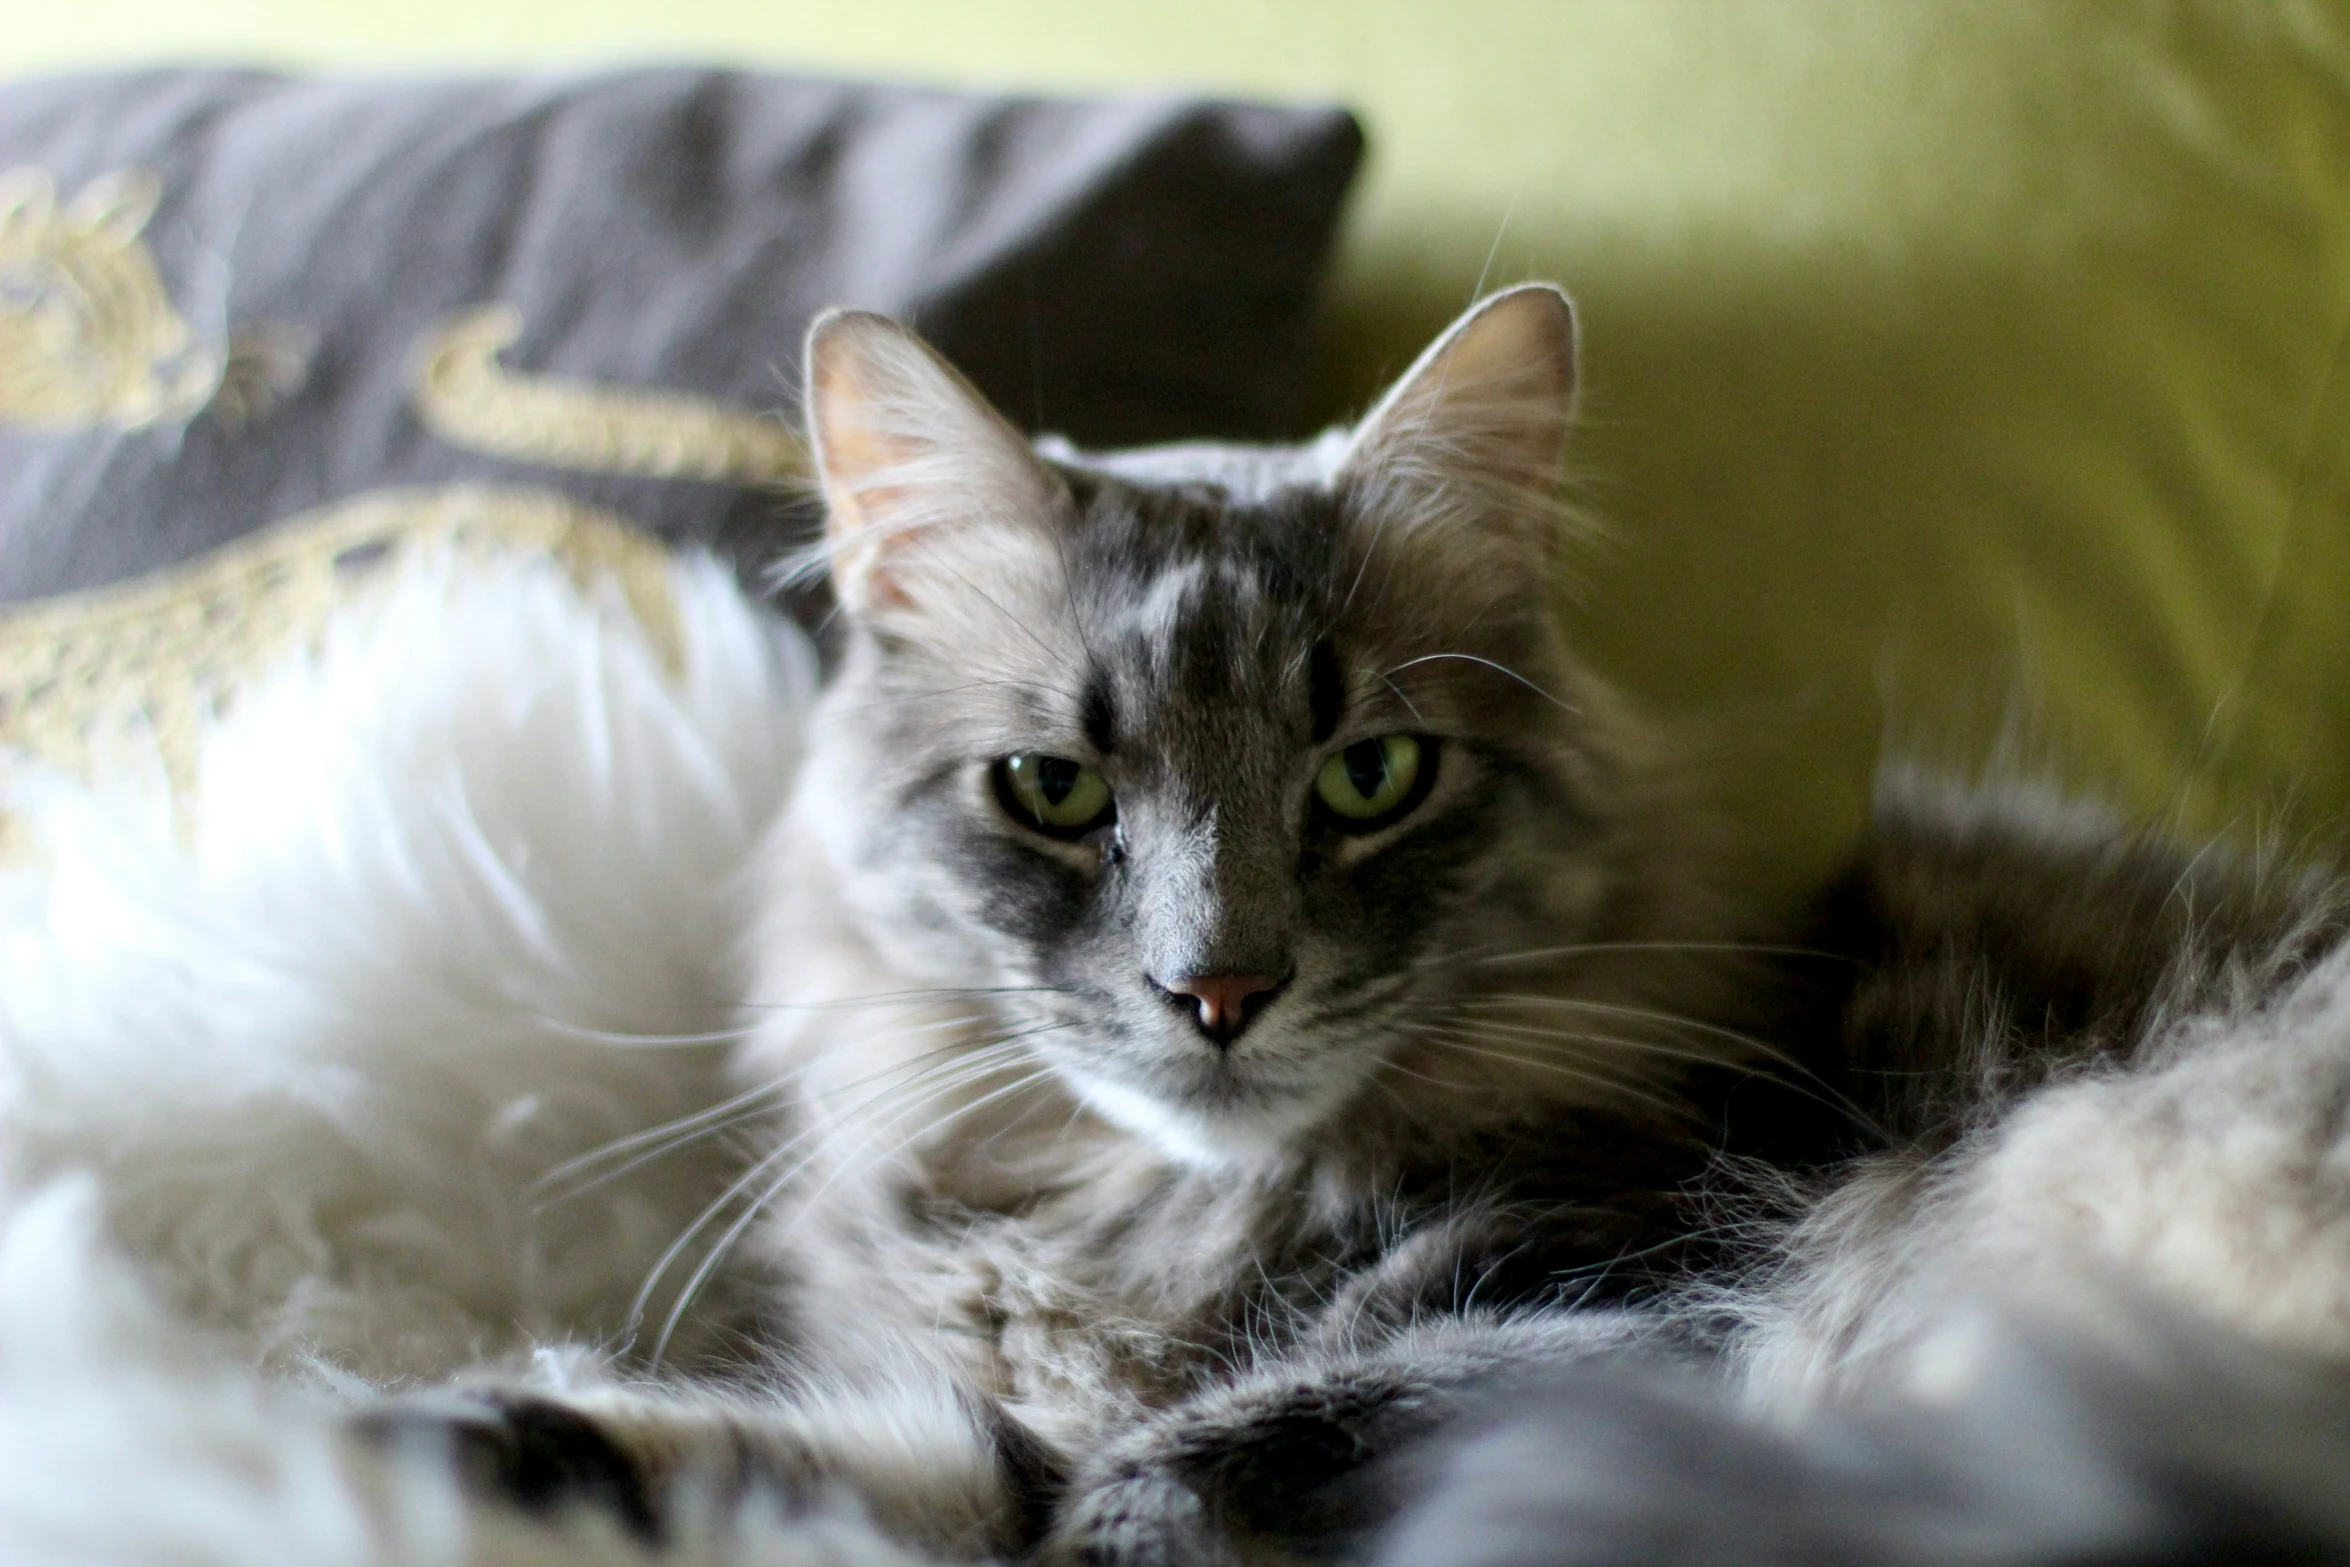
(8, 1, 2350, 908)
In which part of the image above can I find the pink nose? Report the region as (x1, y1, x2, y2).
(1161, 972, 1286, 1044)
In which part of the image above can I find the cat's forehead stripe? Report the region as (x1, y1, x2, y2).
(1041, 470, 1382, 748)
(1081, 670, 1117, 755)
(1309, 640, 1346, 745)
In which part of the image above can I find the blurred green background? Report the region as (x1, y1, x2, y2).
(11, 1, 2350, 906)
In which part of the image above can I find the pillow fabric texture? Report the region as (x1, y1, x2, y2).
(0, 67, 1362, 602)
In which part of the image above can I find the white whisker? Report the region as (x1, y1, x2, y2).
(1413, 1029, 1688, 1118)
(532, 1080, 790, 1205)
(650, 1052, 1067, 1363)
(1380, 652, 1577, 715)
(531, 1018, 755, 1049)
(626, 1035, 1041, 1354)
(1407, 937, 1847, 974)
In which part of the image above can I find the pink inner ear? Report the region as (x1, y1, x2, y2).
(809, 326, 934, 611)
(804, 311, 1069, 623)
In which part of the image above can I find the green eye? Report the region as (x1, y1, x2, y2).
(1314, 734, 1428, 827)
(996, 753, 1115, 836)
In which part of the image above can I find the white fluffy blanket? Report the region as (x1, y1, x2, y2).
(0, 551, 936, 1564)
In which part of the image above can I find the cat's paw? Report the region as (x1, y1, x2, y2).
(1038, 1468, 1232, 1567)
(360, 1377, 1061, 1561)
(1042, 1370, 1438, 1567)
(355, 1389, 663, 1543)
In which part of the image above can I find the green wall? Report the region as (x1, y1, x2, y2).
(13, 2, 2350, 902)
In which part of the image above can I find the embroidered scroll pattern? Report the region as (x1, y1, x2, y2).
(0, 167, 222, 430)
(0, 165, 311, 434)
(414, 303, 808, 486)
(0, 486, 684, 852)
(0, 168, 798, 851)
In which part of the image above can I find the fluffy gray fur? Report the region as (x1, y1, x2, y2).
(1372, 1304, 2350, 1567)
(372, 287, 2350, 1566)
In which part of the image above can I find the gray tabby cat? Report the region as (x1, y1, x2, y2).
(381, 286, 2350, 1565)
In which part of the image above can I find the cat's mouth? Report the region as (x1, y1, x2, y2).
(1046, 1033, 1370, 1168)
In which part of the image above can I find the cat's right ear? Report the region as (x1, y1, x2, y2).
(804, 310, 1067, 622)
(1334, 284, 1579, 576)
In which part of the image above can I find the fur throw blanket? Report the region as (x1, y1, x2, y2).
(0, 548, 946, 1564)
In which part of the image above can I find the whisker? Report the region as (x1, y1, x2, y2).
(775, 1039, 1074, 1215)
(633, 1028, 1066, 1362)
(1420, 1019, 1739, 1080)
(1376, 672, 1428, 727)
(651, 1055, 1067, 1363)
(1381, 651, 1579, 716)
(1441, 996, 1769, 1060)
(799, 1031, 1032, 1108)
(624, 1037, 1039, 1342)
(535, 1030, 1019, 1206)
(1412, 1031, 1688, 1118)
(1407, 938, 1855, 975)
(532, 1082, 790, 1205)
(733, 985, 1070, 1013)
(627, 1133, 807, 1354)
(648, 1158, 813, 1367)
(531, 1018, 755, 1049)
(1372, 1055, 1477, 1094)
(806, 1045, 1072, 1202)
(1420, 1011, 1886, 1141)
(1451, 993, 1865, 1102)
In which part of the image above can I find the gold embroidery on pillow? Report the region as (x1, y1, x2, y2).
(0, 485, 682, 853)
(0, 166, 310, 434)
(0, 166, 223, 430)
(414, 303, 809, 485)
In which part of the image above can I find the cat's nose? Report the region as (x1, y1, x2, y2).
(1155, 971, 1288, 1047)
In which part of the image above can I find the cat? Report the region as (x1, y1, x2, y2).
(369, 284, 2350, 1565)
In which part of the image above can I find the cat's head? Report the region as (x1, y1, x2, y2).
(792, 287, 1668, 1166)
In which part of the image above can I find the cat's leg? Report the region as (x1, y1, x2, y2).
(1038, 1310, 1674, 1567)
(358, 1371, 1062, 1560)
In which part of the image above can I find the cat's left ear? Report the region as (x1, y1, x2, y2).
(803, 309, 1067, 622)
(1335, 284, 1578, 565)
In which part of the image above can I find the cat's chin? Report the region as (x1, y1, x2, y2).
(1060, 1067, 1357, 1169)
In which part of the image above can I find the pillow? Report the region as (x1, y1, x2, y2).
(0, 487, 681, 842)
(0, 67, 1361, 603)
